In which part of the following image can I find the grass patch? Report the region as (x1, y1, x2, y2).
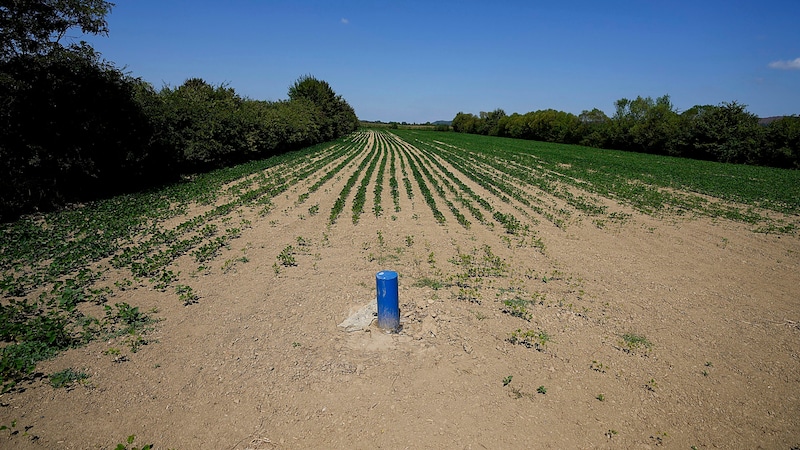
(621, 333, 653, 353)
(49, 368, 90, 389)
(413, 277, 444, 290)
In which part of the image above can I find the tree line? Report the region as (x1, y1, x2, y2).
(0, 1, 359, 222)
(451, 95, 799, 169)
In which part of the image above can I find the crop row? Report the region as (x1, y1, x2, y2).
(329, 140, 378, 224)
(0, 135, 358, 391)
(351, 142, 382, 223)
(400, 133, 569, 228)
(414, 131, 800, 231)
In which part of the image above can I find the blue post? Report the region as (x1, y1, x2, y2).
(376, 270, 399, 330)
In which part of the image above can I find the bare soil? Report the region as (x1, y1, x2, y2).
(2, 131, 799, 449)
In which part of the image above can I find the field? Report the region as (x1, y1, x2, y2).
(1, 129, 799, 449)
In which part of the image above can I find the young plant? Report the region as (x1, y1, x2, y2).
(115, 434, 152, 450)
(621, 333, 653, 353)
(277, 246, 297, 267)
(49, 368, 90, 389)
(590, 360, 607, 373)
(508, 329, 550, 351)
(175, 284, 198, 306)
(501, 298, 531, 321)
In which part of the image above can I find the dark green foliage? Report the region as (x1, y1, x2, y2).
(0, 1, 359, 220)
(764, 116, 800, 168)
(0, 66, 359, 220)
(499, 109, 582, 144)
(0, 47, 168, 220)
(288, 75, 359, 142)
(0, 0, 114, 60)
(49, 368, 90, 388)
(678, 102, 763, 164)
(0, 301, 77, 392)
(0, 137, 347, 392)
(452, 95, 798, 169)
(396, 130, 800, 219)
(452, 112, 479, 134)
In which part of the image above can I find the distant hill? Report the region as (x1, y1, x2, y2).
(759, 116, 785, 126)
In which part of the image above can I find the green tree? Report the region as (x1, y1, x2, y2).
(288, 75, 358, 141)
(0, 0, 114, 60)
(477, 108, 506, 136)
(762, 116, 800, 168)
(578, 108, 611, 148)
(679, 102, 763, 164)
(631, 95, 680, 154)
(608, 95, 680, 154)
(158, 78, 246, 170)
(240, 98, 320, 155)
(452, 112, 479, 134)
(0, 46, 160, 220)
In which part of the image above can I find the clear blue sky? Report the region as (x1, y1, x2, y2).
(82, 0, 800, 123)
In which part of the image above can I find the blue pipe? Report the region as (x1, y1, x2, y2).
(376, 270, 399, 330)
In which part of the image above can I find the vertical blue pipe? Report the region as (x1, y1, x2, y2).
(376, 270, 399, 330)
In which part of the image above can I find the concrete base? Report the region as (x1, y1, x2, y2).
(337, 299, 377, 332)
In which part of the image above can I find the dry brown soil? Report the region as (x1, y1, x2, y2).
(2, 130, 799, 449)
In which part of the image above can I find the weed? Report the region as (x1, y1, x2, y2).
(646, 378, 658, 391)
(456, 287, 481, 304)
(104, 303, 155, 336)
(621, 333, 652, 353)
(115, 434, 152, 450)
(175, 285, 198, 306)
(376, 230, 385, 248)
(277, 246, 297, 267)
(125, 333, 149, 353)
(590, 360, 607, 373)
(413, 277, 443, 290)
(405, 235, 414, 247)
(650, 432, 668, 445)
(114, 278, 133, 291)
(608, 211, 632, 223)
(221, 256, 248, 273)
(508, 329, 550, 351)
(596, 393, 605, 401)
(49, 368, 90, 389)
(502, 375, 513, 386)
(292, 342, 301, 348)
(509, 386, 524, 399)
(308, 204, 319, 216)
(501, 298, 532, 321)
(470, 310, 487, 320)
(0, 419, 16, 433)
(605, 429, 618, 439)
(536, 385, 547, 394)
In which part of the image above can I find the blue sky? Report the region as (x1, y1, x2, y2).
(82, 0, 800, 123)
